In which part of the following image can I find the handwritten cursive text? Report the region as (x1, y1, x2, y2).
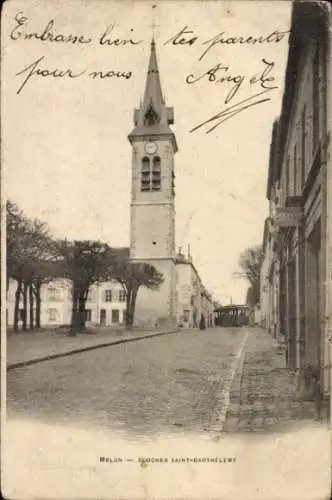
(190, 89, 275, 134)
(11, 12, 142, 48)
(164, 25, 290, 61)
(186, 58, 277, 104)
(11, 12, 92, 44)
(15, 56, 133, 94)
(99, 25, 142, 46)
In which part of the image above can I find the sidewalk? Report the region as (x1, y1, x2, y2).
(6, 326, 179, 369)
(224, 328, 322, 433)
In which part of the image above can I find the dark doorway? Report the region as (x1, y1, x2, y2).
(287, 257, 297, 369)
(112, 309, 119, 324)
(100, 309, 106, 326)
(305, 219, 322, 393)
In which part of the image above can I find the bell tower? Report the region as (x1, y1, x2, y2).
(128, 38, 178, 327)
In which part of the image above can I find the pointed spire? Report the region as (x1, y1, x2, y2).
(128, 33, 177, 151)
(142, 38, 164, 115)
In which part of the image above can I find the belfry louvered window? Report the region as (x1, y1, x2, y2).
(141, 156, 161, 192)
(151, 156, 161, 191)
(144, 104, 160, 126)
(141, 157, 150, 191)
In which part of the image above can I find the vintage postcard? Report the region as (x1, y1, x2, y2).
(1, 0, 331, 498)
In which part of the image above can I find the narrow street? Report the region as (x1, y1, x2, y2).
(7, 328, 246, 440)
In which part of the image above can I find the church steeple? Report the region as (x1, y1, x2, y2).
(127, 27, 178, 328)
(142, 38, 165, 118)
(128, 37, 177, 152)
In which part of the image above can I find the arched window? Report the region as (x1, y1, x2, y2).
(151, 156, 161, 191)
(152, 156, 161, 171)
(141, 157, 150, 191)
(142, 156, 150, 171)
(141, 156, 161, 192)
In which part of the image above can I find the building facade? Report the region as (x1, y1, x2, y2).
(262, 2, 331, 408)
(201, 288, 214, 328)
(7, 278, 127, 328)
(176, 251, 214, 328)
(260, 220, 270, 330)
(260, 126, 282, 338)
(7, 266, 213, 330)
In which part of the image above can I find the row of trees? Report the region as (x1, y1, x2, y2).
(7, 201, 55, 330)
(6, 200, 164, 333)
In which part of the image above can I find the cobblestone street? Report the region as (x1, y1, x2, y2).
(5, 327, 329, 500)
(224, 329, 320, 433)
(7, 327, 246, 440)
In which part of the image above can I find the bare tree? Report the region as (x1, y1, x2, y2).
(234, 244, 263, 306)
(6, 201, 54, 330)
(6, 200, 28, 292)
(114, 261, 164, 329)
(27, 260, 64, 329)
(56, 240, 113, 334)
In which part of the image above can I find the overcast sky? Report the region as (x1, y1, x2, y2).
(3, 0, 291, 304)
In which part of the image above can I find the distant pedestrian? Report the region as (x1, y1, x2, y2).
(199, 314, 206, 330)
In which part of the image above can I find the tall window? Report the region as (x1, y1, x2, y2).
(48, 308, 58, 321)
(119, 290, 126, 302)
(141, 157, 150, 191)
(301, 106, 307, 187)
(152, 156, 161, 191)
(140, 156, 161, 192)
(104, 290, 112, 302)
(293, 144, 298, 195)
(312, 46, 320, 153)
(112, 309, 120, 323)
(286, 155, 290, 199)
(85, 309, 92, 322)
(48, 286, 59, 301)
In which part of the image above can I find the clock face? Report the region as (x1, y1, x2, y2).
(144, 141, 158, 155)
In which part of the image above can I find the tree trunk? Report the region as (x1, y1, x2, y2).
(126, 310, 133, 329)
(14, 279, 22, 332)
(125, 288, 133, 329)
(128, 286, 139, 329)
(70, 287, 79, 335)
(22, 282, 28, 331)
(78, 293, 86, 332)
(125, 303, 130, 329)
(29, 283, 34, 329)
(35, 281, 42, 328)
(71, 311, 80, 335)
